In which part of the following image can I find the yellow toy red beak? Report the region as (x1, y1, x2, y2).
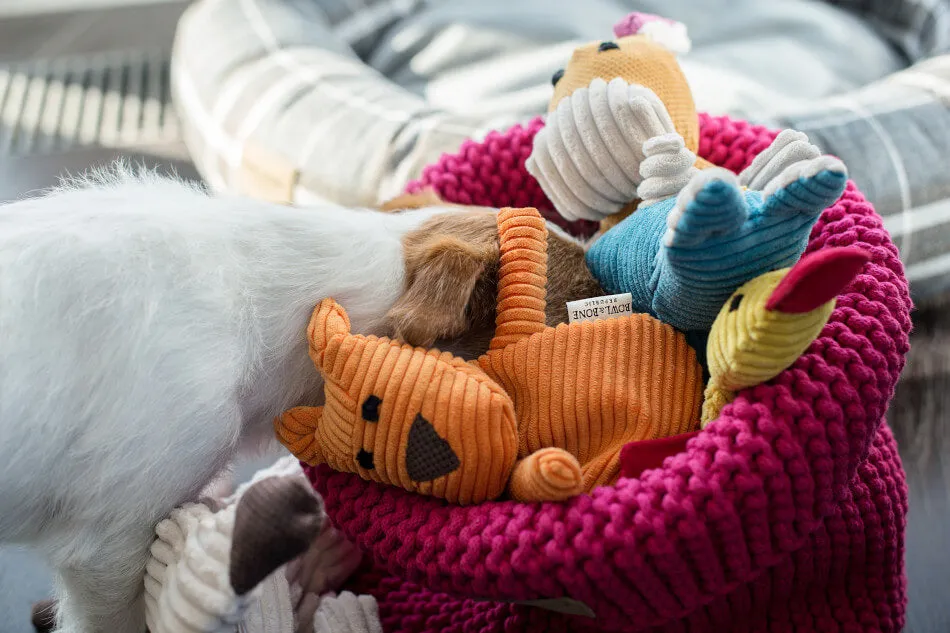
(766, 247, 871, 314)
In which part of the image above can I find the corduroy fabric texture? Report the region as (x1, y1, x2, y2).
(405, 113, 781, 239)
(585, 159, 848, 334)
(316, 114, 911, 632)
(700, 247, 870, 426)
(274, 299, 520, 505)
(312, 592, 384, 633)
(478, 207, 703, 493)
(547, 35, 699, 158)
(144, 502, 245, 633)
(528, 81, 701, 223)
(526, 12, 715, 226)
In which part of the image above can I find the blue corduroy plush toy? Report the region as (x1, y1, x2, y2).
(586, 130, 848, 335)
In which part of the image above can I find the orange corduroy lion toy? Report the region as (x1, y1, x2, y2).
(276, 207, 703, 504)
(273, 294, 577, 505)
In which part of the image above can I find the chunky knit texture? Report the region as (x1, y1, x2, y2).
(405, 117, 601, 237)
(321, 114, 911, 632)
(406, 113, 781, 238)
(479, 207, 703, 493)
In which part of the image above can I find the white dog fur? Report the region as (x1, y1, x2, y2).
(0, 166, 453, 633)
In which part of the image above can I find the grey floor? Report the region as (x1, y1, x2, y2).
(0, 1, 186, 63)
(0, 2, 948, 633)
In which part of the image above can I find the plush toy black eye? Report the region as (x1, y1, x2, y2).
(357, 449, 375, 470)
(361, 395, 381, 422)
(729, 294, 744, 312)
(598, 41, 620, 52)
(551, 68, 565, 86)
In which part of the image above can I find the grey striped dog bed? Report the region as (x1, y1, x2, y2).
(171, 0, 950, 297)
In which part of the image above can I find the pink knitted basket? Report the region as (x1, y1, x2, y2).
(306, 114, 911, 633)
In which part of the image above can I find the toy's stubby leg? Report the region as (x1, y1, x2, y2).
(661, 168, 747, 249)
(651, 168, 752, 331)
(655, 155, 848, 332)
(701, 381, 734, 428)
(738, 129, 821, 191)
(508, 448, 583, 502)
(761, 155, 848, 216)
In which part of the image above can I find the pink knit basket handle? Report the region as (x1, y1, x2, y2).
(312, 113, 912, 632)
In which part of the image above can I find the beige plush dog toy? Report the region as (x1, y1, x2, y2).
(527, 12, 713, 231)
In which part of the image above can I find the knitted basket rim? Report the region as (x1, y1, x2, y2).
(309, 113, 912, 631)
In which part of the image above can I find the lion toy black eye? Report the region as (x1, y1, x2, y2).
(357, 449, 375, 470)
(361, 395, 381, 422)
(729, 294, 744, 312)
(551, 68, 565, 86)
(598, 41, 620, 52)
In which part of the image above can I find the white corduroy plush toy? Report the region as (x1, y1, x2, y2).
(142, 457, 369, 633)
(31, 456, 371, 633)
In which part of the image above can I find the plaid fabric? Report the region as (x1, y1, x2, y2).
(171, 0, 950, 297)
(825, 0, 950, 59)
(770, 55, 950, 298)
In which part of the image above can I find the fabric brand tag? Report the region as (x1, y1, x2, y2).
(566, 293, 634, 324)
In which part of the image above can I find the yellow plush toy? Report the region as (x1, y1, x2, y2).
(701, 246, 871, 426)
(528, 12, 713, 230)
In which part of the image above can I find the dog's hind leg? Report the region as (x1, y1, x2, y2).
(50, 534, 150, 633)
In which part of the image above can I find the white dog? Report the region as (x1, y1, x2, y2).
(0, 167, 454, 633)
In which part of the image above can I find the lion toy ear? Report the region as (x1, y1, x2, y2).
(307, 299, 352, 368)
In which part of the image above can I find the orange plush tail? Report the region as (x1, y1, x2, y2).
(490, 207, 549, 350)
(508, 447, 583, 502)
